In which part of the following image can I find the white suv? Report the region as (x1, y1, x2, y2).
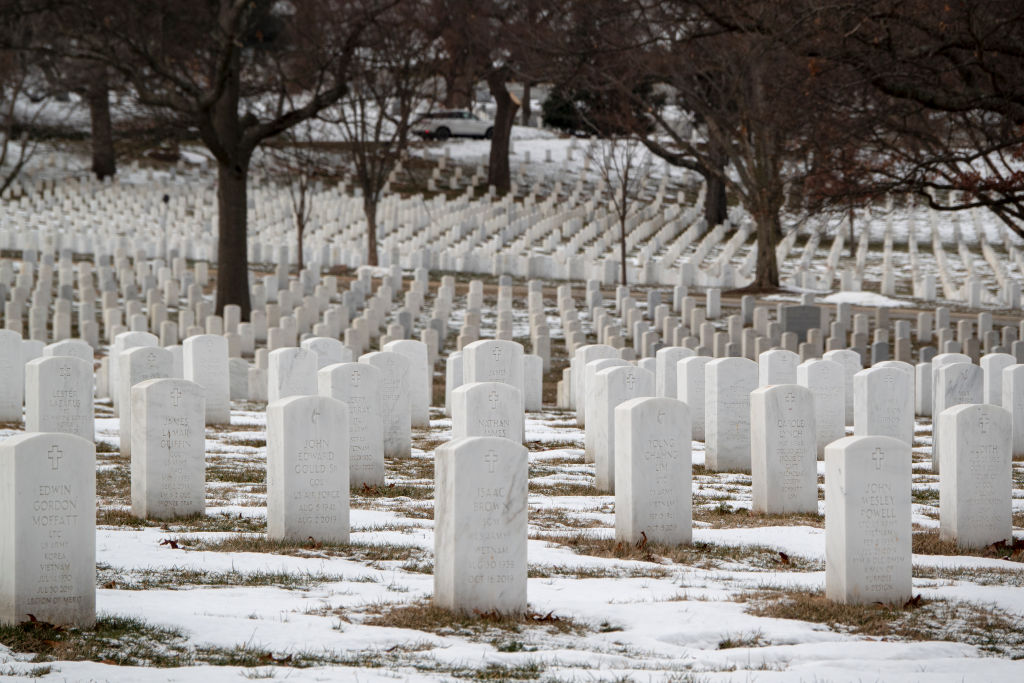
(412, 110, 494, 140)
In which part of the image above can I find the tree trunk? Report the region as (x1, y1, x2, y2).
(521, 81, 532, 126)
(619, 214, 627, 286)
(216, 160, 252, 318)
(486, 72, 518, 194)
(703, 143, 727, 227)
(296, 221, 304, 273)
(210, 30, 250, 319)
(751, 207, 781, 290)
(364, 197, 378, 267)
(445, 65, 474, 109)
(848, 205, 855, 258)
(705, 173, 727, 227)
(87, 65, 115, 180)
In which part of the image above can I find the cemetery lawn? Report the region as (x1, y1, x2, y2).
(2, 407, 1024, 681)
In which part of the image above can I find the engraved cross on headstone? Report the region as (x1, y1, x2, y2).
(492, 346, 503, 362)
(351, 369, 361, 387)
(170, 387, 183, 407)
(624, 372, 637, 390)
(979, 413, 991, 434)
(311, 408, 321, 424)
(871, 447, 885, 471)
(48, 445, 63, 471)
(785, 391, 796, 409)
(488, 391, 500, 410)
(483, 450, 499, 473)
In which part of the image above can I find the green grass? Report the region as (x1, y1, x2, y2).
(533, 531, 823, 572)
(206, 464, 266, 484)
(743, 589, 1024, 658)
(96, 564, 353, 590)
(221, 437, 267, 449)
(96, 508, 267, 533)
(718, 630, 767, 649)
(178, 533, 431, 567)
(362, 599, 585, 638)
(911, 487, 940, 505)
(0, 615, 192, 667)
(913, 529, 1024, 561)
(693, 502, 824, 529)
(352, 483, 434, 500)
(0, 664, 53, 678)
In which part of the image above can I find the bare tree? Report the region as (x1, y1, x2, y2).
(321, 6, 436, 266)
(430, 0, 551, 195)
(638, 22, 810, 289)
(572, 1, 850, 290)
(704, 1, 1024, 238)
(0, 50, 43, 195)
(0, 6, 50, 195)
(259, 137, 339, 274)
(45, 0, 393, 317)
(588, 136, 652, 285)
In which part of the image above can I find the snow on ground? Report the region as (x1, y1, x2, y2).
(2, 385, 1023, 682)
(820, 292, 915, 308)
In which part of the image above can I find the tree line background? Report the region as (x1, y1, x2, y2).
(1, 0, 1022, 315)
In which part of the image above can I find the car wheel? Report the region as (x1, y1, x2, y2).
(484, 128, 493, 140)
(435, 127, 451, 141)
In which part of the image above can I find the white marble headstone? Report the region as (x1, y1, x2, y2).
(0, 432, 95, 626)
(583, 358, 630, 463)
(463, 339, 525, 416)
(359, 351, 411, 458)
(1002, 364, 1024, 459)
(677, 355, 712, 441)
(758, 349, 799, 387)
(797, 359, 846, 458)
(705, 357, 758, 472)
(981, 353, 1016, 406)
(434, 436, 527, 614)
(382, 340, 431, 428)
(0, 330, 24, 422)
(109, 331, 158, 416)
(318, 362, 385, 489)
(268, 347, 318, 403)
(655, 347, 694, 398)
(130, 379, 206, 519)
(573, 344, 618, 426)
(119, 346, 173, 456)
(593, 366, 654, 492)
(25, 357, 94, 441)
(615, 397, 691, 545)
(853, 366, 914, 446)
(939, 403, 1012, 549)
(451, 381, 524, 444)
(183, 334, 231, 425)
(823, 349, 861, 425)
(750, 385, 818, 514)
(444, 351, 463, 417)
(267, 395, 349, 542)
(301, 336, 352, 369)
(932, 362, 982, 473)
(825, 435, 911, 605)
(43, 339, 93, 366)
